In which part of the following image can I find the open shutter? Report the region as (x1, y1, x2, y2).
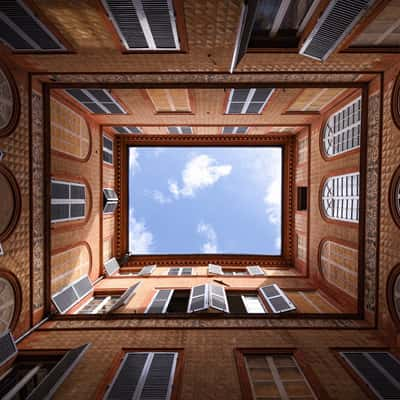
(340, 351, 400, 399)
(27, 344, 91, 400)
(209, 284, 229, 313)
(104, 257, 120, 276)
(247, 265, 265, 276)
(146, 289, 173, 314)
(259, 284, 296, 313)
(105, 352, 149, 400)
(0, 331, 17, 367)
(107, 282, 141, 313)
(208, 264, 223, 275)
(138, 264, 156, 276)
(187, 284, 208, 312)
(72, 275, 93, 298)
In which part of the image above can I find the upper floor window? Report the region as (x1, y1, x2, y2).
(390, 166, 400, 228)
(76, 295, 121, 314)
(103, 135, 113, 164)
(322, 97, 361, 157)
(227, 292, 266, 313)
(226, 88, 274, 114)
(51, 179, 86, 223)
(167, 267, 193, 276)
(321, 173, 359, 222)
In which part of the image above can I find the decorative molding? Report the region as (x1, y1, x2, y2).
(0, 63, 20, 137)
(0, 164, 21, 242)
(389, 164, 400, 229)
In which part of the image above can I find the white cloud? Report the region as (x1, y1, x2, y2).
(168, 154, 232, 198)
(197, 222, 218, 253)
(129, 208, 153, 254)
(129, 147, 139, 175)
(150, 190, 172, 204)
(264, 177, 282, 225)
(274, 236, 281, 250)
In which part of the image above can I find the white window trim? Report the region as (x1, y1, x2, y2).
(102, 0, 180, 51)
(226, 88, 274, 114)
(340, 351, 400, 400)
(145, 289, 174, 314)
(105, 352, 178, 400)
(103, 135, 113, 165)
(323, 97, 361, 157)
(322, 173, 359, 222)
(51, 179, 86, 223)
(241, 295, 266, 313)
(75, 295, 117, 314)
(52, 275, 93, 314)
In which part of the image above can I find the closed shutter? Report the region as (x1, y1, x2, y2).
(187, 284, 208, 312)
(209, 284, 229, 313)
(146, 289, 174, 313)
(208, 264, 223, 275)
(27, 344, 91, 400)
(181, 268, 192, 276)
(259, 284, 296, 313)
(0, 331, 17, 367)
(105, 352, 178, 400)
(104, 257, 120, 276)
(340, 351, 400, 399)
(168, 268, 180, 276)
(108, 282, 141, 313)
(138, 264, 156, 276)
(247, 265, 265, 276)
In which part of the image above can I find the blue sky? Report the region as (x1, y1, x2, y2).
(129, 147, 282, 255)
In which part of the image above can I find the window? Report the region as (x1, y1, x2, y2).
(0, 1, 66, 52)
(322, 97, 361, 157)
(167, 126, 192, 134)
(188, 284, 229, 313)
(321, 173, 360, 222)
(208, 264, 264, 276)
(51, 179, 86, 223)
(103, 135, 113, 164)
(76, 295, 120, 314)
(101, 0, 180, 51)
(51, 275, 93, 314)
(146, 89, 192, 113)
(242, 352, 317, 399)
(340, 351, 400, 399)
(103, 188, 119, 214)
(297, 187, 307, 210)
(0, 332, 90, 400)
(227, 292, 266, 313)
(226, 88, 274, 114)
(223, 269, 249, 276)
(104, 352, 178, 400)
(167, 267, 193, 276)
(65, 88, 126, 114)
(222, 126, 248, 134)
(114, 126, 142, 134)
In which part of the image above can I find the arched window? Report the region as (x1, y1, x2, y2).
(390, 166, 400, 228)
(321, 172, 359, 222)
(0, 271, 20, 333)
(322, 97, 361, 157)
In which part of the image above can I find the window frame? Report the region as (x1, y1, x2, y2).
(235, 348, 329, 400)
(75, 294, 121, 315)
(50, 179, 86, 223)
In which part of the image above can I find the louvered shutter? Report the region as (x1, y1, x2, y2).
(105, 352, 149, 400)
(104, 257, 120, 276)
(187, 284, 208, 312)
(0, 331, 17, 367)
(140, 352, 177, 400)
(247, 265, 265, 276)
(341, 351, 400, 399)
(27, 344, 91, 400)
(181, 268, 192, 276)
(146, 289, 173, 313)
(73, 275, 93, 298)
(108, 282, 141, 313)
(299, 0, 373, 61)
(259, 284, 296, 313)
(138, 264, 156, 276)
(208, 264, 223, 275)
(168, 268, 180, 276)
(52, 286, 79, 314)
(209, 284, 229, 313)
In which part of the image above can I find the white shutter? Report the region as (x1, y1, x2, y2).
(104, 257, 120, 276)
(108, 282, 141, 313)
(187, 284, 208, 312)
(208, 264, 223, 275)
(167, 268, 180, 276)
(0, 331, 17, 367)
(209, 284, 229, 313)
(247, 265, 265, 276)
(145, 289, 174, 313)
(241, 295, 266, 313)
(138, 264, 156, 276)
(259, 284, 296, 313)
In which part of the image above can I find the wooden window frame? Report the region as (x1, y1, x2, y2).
(235, 348, 331, 400)
(96, 348, 184, 400)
